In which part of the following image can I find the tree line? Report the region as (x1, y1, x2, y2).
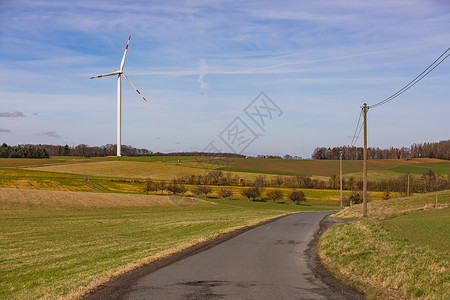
(2, 143, 247, 158)
(144, 177, 307, 205)
(0, 143, 49, 158)
(173, 169, 449, 193)
(312, 140, 450, 160)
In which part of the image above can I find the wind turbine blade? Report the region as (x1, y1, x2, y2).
(119, 35, 131, 72)
(122, 73, 147, 101)
(90, 71, 120, 79)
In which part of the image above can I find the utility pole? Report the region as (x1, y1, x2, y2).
(362, 103, 368, 217)
(340, 151, 343, 210)
(407, 173, 410, 197)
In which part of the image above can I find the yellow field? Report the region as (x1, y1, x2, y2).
(0, 187, 203, 211)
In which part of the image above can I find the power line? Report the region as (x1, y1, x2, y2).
(350, 108, 363, 147)
(370, 47, 450, 109)
(353, 117, 364, 146)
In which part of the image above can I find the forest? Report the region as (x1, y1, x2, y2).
(311, 140, 449, 160)
(0, 140, 448, 160)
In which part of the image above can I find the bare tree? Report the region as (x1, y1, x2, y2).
(143, 180, 158, 195)
(267, 189, 283, 202)
(288, 190, 306, 205)
(218, 188, 233, 199)
(241, 187, 261, 201)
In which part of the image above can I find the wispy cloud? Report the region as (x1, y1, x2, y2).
(40, 131, 61, 139)
(0, 111, 25, 117)
(198, 58, 208, 89)
(0, 128, 11, 132)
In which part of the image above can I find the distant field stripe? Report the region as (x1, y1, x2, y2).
(387, 162, 450, 175)
(218, 166, 299, 176)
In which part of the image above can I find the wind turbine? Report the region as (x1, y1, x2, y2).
(90, 35, 147, 157)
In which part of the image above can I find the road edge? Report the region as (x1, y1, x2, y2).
(307, 215, 365, 300)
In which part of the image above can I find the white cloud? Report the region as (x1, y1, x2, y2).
(198, 58, 208, 89)
(0, 111, 25, 117)
(40, 131, 61, 139)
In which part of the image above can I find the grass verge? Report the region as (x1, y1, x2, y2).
(317, 190, 450, 299)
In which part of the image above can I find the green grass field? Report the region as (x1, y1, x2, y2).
(318, 191, 450, 299)
(381, 208, 449, 253)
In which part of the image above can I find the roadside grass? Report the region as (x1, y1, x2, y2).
(317, 219, 449, 299)
(317, 190, 450, 299)
(0, 187, 330, 300)
(334, 190, 450, 219)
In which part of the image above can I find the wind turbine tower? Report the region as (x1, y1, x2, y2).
(90, 35, 147, 157)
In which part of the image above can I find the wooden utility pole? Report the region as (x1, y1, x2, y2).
(340, 151, 343, 210)
(362, 103, 368, 217)
(407, 173, 410, 196)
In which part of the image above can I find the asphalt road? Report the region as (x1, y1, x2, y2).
(85, 211, 363, 300)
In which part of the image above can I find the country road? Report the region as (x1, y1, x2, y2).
(86, 212, 363, 300)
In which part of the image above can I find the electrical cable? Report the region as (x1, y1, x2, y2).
(353, 118, 364, 146)
(350, 108, 363, 147)
(370, 47, 450, 108)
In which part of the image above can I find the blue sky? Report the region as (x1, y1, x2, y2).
(0, 0, 449, 158)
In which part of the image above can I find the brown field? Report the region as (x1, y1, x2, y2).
(26, 160, 291, 182)
(213, 157, 445, 176)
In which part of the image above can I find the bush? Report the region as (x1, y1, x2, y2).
(218, 188, 233, 199)
(349, 191, 363, 204)
(165, 183, 187, 195)
(192, 186, 212, 197)
(143, 180, 157, 195)
(289, 190, 306, 205)
(267, 189, 283, 202)
(241, 187, 261, 201)
(155, 182, 166, 194)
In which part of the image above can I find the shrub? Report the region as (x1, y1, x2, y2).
(155, 182, 166, 194)
(289, 190, 306, 205)
(143, 180, 157, 195)
(192, 186, 212, 197)
(267, 189, 283, 202)
(165, 183, 187, 195)
(241, 187, 261, 201)
(349, 191, 363, 204)
(218, 188, 233, 199)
